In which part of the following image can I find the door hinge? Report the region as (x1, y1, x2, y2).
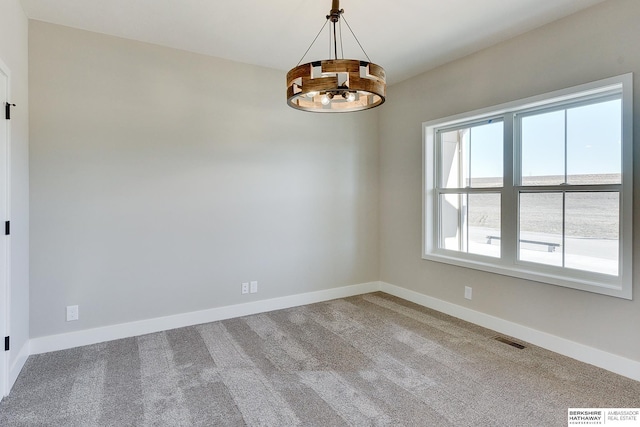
(5, 102, 15, 120)
(4, 336, 8, 351)
(4, 221, 9, 236)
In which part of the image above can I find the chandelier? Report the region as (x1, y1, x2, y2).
(286, 0, 386, 113)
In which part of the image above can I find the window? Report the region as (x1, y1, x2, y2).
(423, 74, 632, 299)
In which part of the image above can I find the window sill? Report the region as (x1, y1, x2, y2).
(422, 251, 630, 300)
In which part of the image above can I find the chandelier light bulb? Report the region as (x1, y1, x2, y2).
(307, 91, 319, 98)
(321, 93, 333, 105)
(345, 92, 356, 102)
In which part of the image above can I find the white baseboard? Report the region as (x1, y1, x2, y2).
(8, 340, 28, 391)
(29, 281, 381, 355)
(28, 280, 640, 382)
(379, 282, 640, 382)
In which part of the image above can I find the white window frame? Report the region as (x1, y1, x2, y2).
(423, 74, 633, 299)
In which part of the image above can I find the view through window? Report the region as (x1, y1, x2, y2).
(423, 74, 632, 299)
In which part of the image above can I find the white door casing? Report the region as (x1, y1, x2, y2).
(0, 58, 10, 399)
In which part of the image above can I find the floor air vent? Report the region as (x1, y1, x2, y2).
(494, 336, 526, 349)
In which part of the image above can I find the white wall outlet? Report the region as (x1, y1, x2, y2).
(464, 286, 472, 300)
(250, 281, 258, 294)
(66, 305, 79, 321)
(241, 282, 249, 294)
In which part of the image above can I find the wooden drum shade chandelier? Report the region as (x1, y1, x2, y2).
(286, 0, 386, 113)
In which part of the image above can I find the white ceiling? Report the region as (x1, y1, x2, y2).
(20, 0, 606, 84)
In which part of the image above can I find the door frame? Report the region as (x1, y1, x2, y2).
(0, 56, 11, 399)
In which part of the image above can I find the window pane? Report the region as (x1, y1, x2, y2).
(567, 99, 621, 185)
(521, 110, 565, 185)
(439, 193, 500, 258)
(565, 192, 619, 275)
(440, 121, 503, 188)
(440, 193, 466, 251)
(440, 129, 466, 189)
(519, 193, 562, 266)
(468, 193, 500, 257)
(469, 122, 503, 188)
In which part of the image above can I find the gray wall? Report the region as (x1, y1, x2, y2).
(0, 0, 30, 377)
(29, 22, 379, 338)
(379, 0, 640, 361)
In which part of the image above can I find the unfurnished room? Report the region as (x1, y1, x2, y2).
(0, 0, 639, 425)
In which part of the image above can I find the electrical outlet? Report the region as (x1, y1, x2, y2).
(66, 305, 79, 321)
(241, 282, 249, 294)
(464, 286, 472, 300)
(250, 281, 258, 294)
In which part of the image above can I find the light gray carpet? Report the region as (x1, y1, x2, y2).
(1, 292, 639, 426)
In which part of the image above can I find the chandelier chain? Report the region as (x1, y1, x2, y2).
(339, 18, 344, 59)
(328, 18, 332, 59)
(332, 22, 338, 59)
(296, 17, 330, 67)
(341, 15, 371, 63)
